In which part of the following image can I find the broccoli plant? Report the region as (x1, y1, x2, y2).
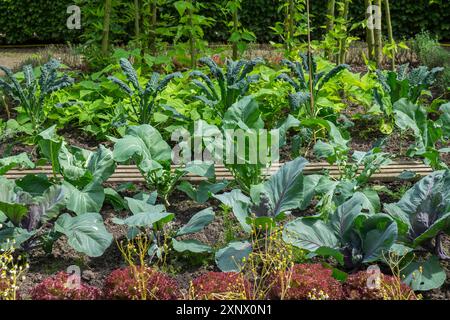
(0, 59, 74, 131)
(375, 64, 444, 104)
(190, 56, 263, 117)
(109, 58, 182, 125)
(277, 53, 349, 118)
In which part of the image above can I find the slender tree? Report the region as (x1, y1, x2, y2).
(287, 0, 295, 54)
(337, 0, 350, 64)
(306, 0, 314, 115)
(325, 0, 336, 60)
(384, 0, 395, 70)
(232, 2, 239, 60)
(374, 0, 383, 68)
(101, 0, 113, 55)
(149, 0, 158, 55)
(188, 0, 196, 68)
(365, 0, 375, 60)
(134, 0, 140, 40)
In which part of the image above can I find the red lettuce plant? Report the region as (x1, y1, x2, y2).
(343, 271, 417, 300)
(103, 266, 179, 300)
(191, 272, 252, 300)
(270, 264, 344, 300)
(30, 272, 100, 300)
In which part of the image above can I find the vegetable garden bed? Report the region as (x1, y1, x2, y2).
(1, 0, 450, 304)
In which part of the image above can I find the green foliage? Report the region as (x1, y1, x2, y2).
(190, 57, 263, 118)
(109, 58, 182, 125)
(277, 53, 349, 118)
(412, 32, 450, 94)
(0, 176, 112, 257)
(0, 0, 81, 44)
(384, 170, 450, 258)
(222, 0, 256, 59)
(0, 153, 34, 176)
(0, 60, 74, 131)
(113, 195, 215, 261)
(112, 124, 214, 205)
(283, 193, 398, 269)
(393, 99, 450, 169)
(376, 64, 444, 104)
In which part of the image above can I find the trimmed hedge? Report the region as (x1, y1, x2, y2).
(0, 0, 448, 45)
(0, 0, 81, 44)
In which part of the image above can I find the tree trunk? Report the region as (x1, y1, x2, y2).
(287, 0, 295, 54)
(384, 0, 395, 70)
(338, 0, 350, 64)
(306, 0, 314, 116)
(188, 0, 196, 68)
(365, 0, 375, 60)
(134, 0, 140, 40)
(325, 0, 336, 61)
(149, 0, 158, 55)
(374, 0, 383, 68)
(101, 0, 112, 55)
(232, 5, 239, 60)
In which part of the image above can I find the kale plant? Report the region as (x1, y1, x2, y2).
(109, 58, 182, 125)
(190, 56, 263, 117)
(277, 53, 348, 117)
(375, 63, 444, 104)
(0, 59, 74, 131)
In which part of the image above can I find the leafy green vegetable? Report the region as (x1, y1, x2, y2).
(55, 212, 113, 257)
(109, 58, 182, 124)
(283, 193, 398, 268)
(190, 56, 263, 117)
(384, 170, 450, 258)
(0, 59, 73, 131)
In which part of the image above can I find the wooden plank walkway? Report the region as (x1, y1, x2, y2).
(3, 161, 432, 183)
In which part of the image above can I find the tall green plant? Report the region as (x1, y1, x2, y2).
(223, 0, 256, 60)
(109, 58, 182, 124)
(189, 56, 263, 118)
(0, 60, 74, 131)
(173, 0, 214, 68)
